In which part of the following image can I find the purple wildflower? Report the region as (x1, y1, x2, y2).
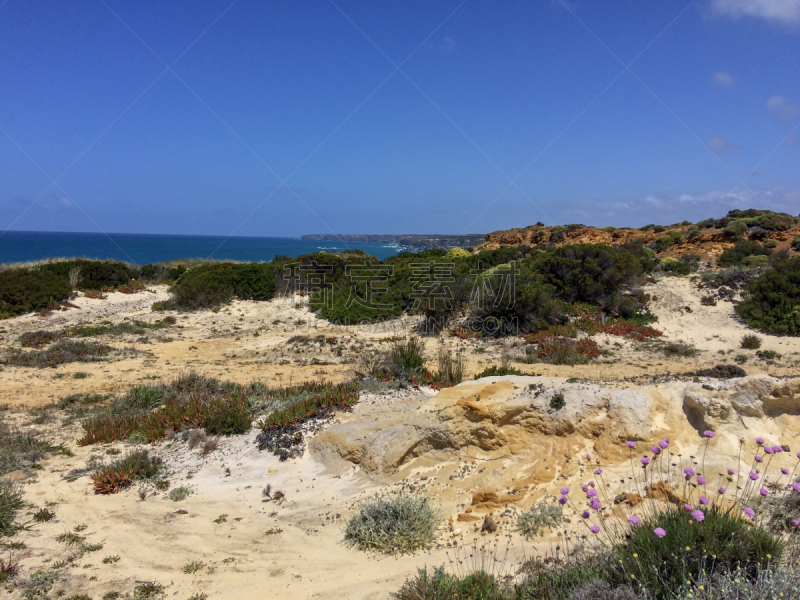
(718, 487, 726, 494)
(749, 472, 760, 481)
(626, 441, 635, 448)
(792, 483, 800, 493)
(590, 526, 600, 533)
(765, 447, 774, 455)
(699, 496, 709, 505)
(560, 487, 570, 495)
(590, 498, 602, 511)
(704, 430, 715, 438)
(559, 496, 568, 505)
(658, 440, 669, 449)
(684, 467, 695, 477)
(773, 446, 783, 453)
(744, 507, 755, 518)
(654, 527, 666, 538)
(692, 510, 705, 522)
(793, 520, 799, 527)
(641, 457, 650, 466)
(581, 485, 588, 492)
(727, 468, 735, 475)
(581, 511, 590, 519)
(755, 455, 763, 463)
(628, 515, 642, 526)
(586, 489, 597, 498)
(594, 468, 603, 475)
(781, 467, 789, 475)
(760, 488, 769, 496)
(684, 504, 692, 512)
(756, 438, 765, 445)
(697, 476, 706, 485)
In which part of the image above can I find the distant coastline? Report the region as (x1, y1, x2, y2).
(301, 233, 485, 252)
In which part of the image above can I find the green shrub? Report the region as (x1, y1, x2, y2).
(718, 241, 772, 267)
(393, 567, 510, 600)
(0, 421, 63, 475)
(390, 337, 426, 376)
(18, 330, 61, 347)
(518, 501, 563, 539)
(474, 364, 524, 379)
(168, 262, 277, 310)
(610, 505, 784, 599)
(204, 405, 251, 436)
(737, 257, 800, 335)
(725, 220, 748, 240)
(0, 482, 24, 537)
(740, 334, 762, 349)
(793, 236, 800, 251)
(663, 342, 698, 357)
(345, 494, 441, 554)
(169, 486, 192, 502)
(550, 392, 565, 410)
(0, 266, 72, 317)
(676, 567, 800, 600)
(3, 339, 112, 368)
(91, 450, 162, 494)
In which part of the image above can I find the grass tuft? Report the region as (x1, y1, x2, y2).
(345, 494, 441, 554)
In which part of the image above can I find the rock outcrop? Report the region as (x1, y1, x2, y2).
(310, 375, 800, 479)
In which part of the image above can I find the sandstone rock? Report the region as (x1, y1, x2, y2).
(457, 513, 481, 522)
(481, 516, 497, 533)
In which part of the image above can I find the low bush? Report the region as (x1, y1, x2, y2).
(0, 422, 64, 475)
(434, 345, 464, 385)
(677, 567, 800, 600)
(204, 404, 251, 436)
(756, 349, 781, 361)
(393, 567, 509, 600)
(663, 342, 698, 357)
(91, 450, 162, 494)
(793, 236, 800, 251)
(0, 481, 24, 537)
(345, 494, 441, 554)
(475, 364, 525, 379)
(167, 262, 277, 310)
(389, 337, 426, 376)
(518, 501, 563, 539)
(718, 240, 772, 268)
(0, 266, 72, 317)
(66, 320, 171, 338)
(4, 339, 112, 368)
(169, 486, 192, 502)
(18, 330, 61, 347)
(525, 332, 599, 365)
(737, 257, 800, 335)
(740, 334, 762, 349)
(691, 364, 746, 378)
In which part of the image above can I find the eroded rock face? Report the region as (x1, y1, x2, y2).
(309, 375, 800, 478)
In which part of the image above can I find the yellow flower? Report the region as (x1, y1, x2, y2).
(632, 553, 638, 558)
(686, 547, 691, 551)
(698, 586, 704, 591)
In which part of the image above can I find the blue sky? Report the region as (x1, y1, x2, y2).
(1, 0, 798, 237)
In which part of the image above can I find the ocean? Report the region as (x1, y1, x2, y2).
(0, 231, 404, 265)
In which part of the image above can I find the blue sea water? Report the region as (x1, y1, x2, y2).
(0, 231, 403, 265)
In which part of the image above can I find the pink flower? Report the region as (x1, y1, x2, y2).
(781, 468, 789, 475)
(654, 527, 666, 538)
(699, 496, 709, 505)
(588, 481, 595, 487)
(793, 520, 799, 527)
(641, 457, 650, 466)
(727, 469, 735, 475)
(651, 446, 661, 455)
(792, 483, 800, 493)
(586, 489, 597, 498)
(626, 441, 635, 448)
(581, 511, 590, 519)
(773, 446, 783, 453)
(765, 447, 774, 455)
(560, 487, 570, 495)
(704, 430, 715, 438)
(718, 487, 726, 494)
(590, 498, 602, 510)
(658, 440, 669, 449)
(581, 485, 588, 492)
(692, 510, 705, 522)
(697, 476, 706, 485)
(796, 452, 800, 459)
(594, 468, 603, 475)
(683, 504, 692, 512)
(584, 454, 590, 460)
(590, 526, 600, 533)
(628, 515, 642, 526)
(755, 455, 763, 463)
(744, 507, 755, 518)
(684, 467, 695, 478)
(760, 488, 769, 496)
(559, 495, 568, 505)
(756, 438, 765, 445)
(749, 472, 760, 481)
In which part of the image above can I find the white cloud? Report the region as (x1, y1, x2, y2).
(766, 95, 800, 122)
(706, 135, 737, 153)
(712, 71, 737, 88)
(712, 0, 800, 24)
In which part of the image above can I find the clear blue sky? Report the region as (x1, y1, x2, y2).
(1, 0, 798, 237)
